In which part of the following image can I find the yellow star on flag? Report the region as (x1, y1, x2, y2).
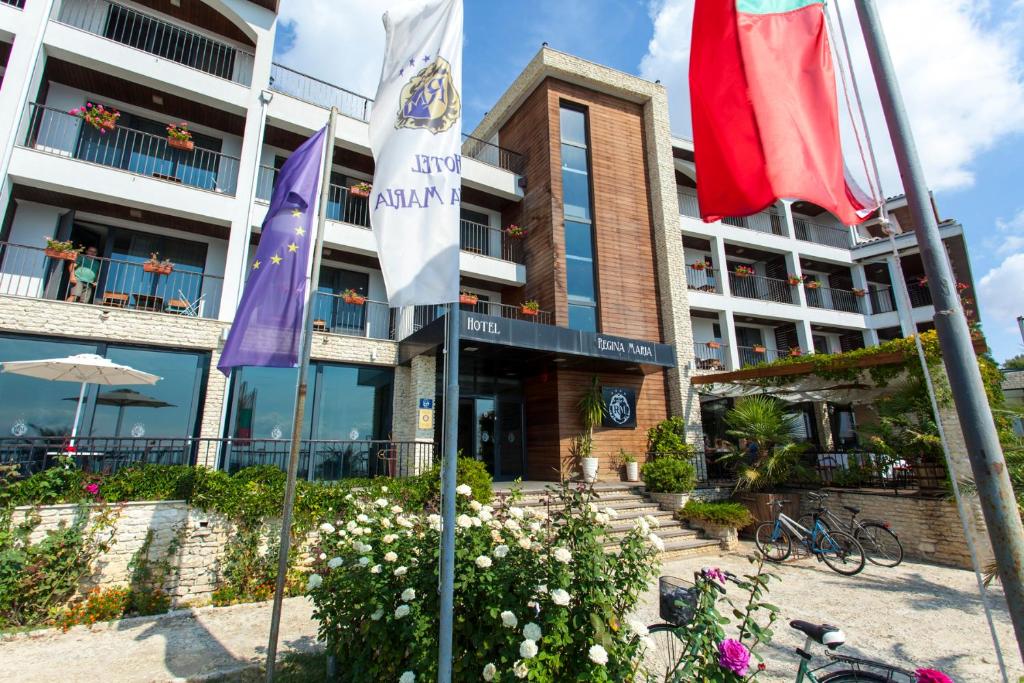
(270, 254, 283, 265)
(291, 209, 303, 218)
(294, 226, 306, 237)
(252, 260, 261, 270)
(287, 243, 299, 253)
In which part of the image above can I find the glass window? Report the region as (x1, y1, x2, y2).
(560, 107, 587, 147)
(460, 208, 490, 225)
(564, 220, 594, 259)
(561, 144, 588, 173)
(230, 366, 312, 441)
(566, 258, 596, 301)
(562, 170, 592, 221)
(104, 228, 208, 309)
(568, 304, 597, 332)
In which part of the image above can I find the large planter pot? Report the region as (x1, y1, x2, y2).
(648, 491, 690, 512)
(734, 492, 801, 536)
(167, 137, 194, 152)
(696, 521, 740, 550)
(581, 457, 599, 483)
(624, 461, 639, 482)
(44, 248, 79, 261)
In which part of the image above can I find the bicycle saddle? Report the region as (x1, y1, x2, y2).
(789, 620, 845, 649)
(843, 505, 861, 515)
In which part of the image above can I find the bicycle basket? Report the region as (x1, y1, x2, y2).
(816, 652, 916, 682)
(658, 575, 698, 626)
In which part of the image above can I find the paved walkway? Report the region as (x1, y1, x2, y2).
(0, 548, 1018, 682)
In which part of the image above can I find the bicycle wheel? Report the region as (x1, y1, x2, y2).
(819, 671, 891, 681)
(755, 522, 792, 562)
(856, 522, 904, 568)
(816, 529, 866, 576)
(641, 623, 686, 682)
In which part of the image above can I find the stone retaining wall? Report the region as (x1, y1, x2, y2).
(799, 489, 993, 570)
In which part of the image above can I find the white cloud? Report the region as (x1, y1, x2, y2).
(992, 209, 1024, 255)
(639, 0, 1024, 195)
(977, 252, 1024, 359)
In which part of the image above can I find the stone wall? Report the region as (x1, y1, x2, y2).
(799, 489, 993, 570)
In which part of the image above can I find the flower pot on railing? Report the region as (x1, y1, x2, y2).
(705, 341, 721, 349)
(342, 289, 366, 305)
(459, 293, 479, 306)
(789, 348, 803, 357)
(166, 122, 193, 152)
(504, 224, 527, 239)
(520, 301, 540, 317)
(734, 266, 754, 278)
(851, 288, 867, 298)
(752, 345, 766, 354)
(787, 275, 803, 286)
(805, 281, 821, 290)
(351, 183, 372, 198)
(167, 137, 194, 152)
(44, 248, 80, 261)
(70, 103, 119, 134)
(690, 261, 707, 271)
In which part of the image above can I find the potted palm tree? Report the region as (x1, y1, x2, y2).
(575, 376, 604, 483)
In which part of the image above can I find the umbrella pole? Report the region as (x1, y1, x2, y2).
(114, 405, 125, 437)
(70, 381, 87, 447)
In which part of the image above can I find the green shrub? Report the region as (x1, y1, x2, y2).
(646, 417, 697, 457)
(677, 500, 754, 528)
(642, 457, 697, 493)
(420, 457, 493, 505)
(99, 464, 200, 503)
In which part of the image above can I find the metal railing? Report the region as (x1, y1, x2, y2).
(678, 190, 784, 235)
(804, 285, 866, 314)
(56, 0, 255, 85)
(1, 0, 25, 9)
(808, 450, 947, 493)
(269, 62, 373, 121)
(905, 279, 933, 308)
(686, 266, 721, 293)
(0, 436, 434, 481)
(0, 241, 223, 318)
(413, 300, 553, 332)
(460, 219, 525, 264)
(22, 103, 240, 194)
(868, 286, 897, 315)
(794, 219, 851, 249)
(737, 345, 787, 368)
(693, 343, 727, 371)
(311, 293, 393, 341)
(461, 134, 525, 175)
(728, 272, 795, 304)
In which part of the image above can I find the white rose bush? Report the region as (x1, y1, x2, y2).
(306, 481, 660, 681)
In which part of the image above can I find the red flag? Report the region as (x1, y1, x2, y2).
(689, 0, 874, 225)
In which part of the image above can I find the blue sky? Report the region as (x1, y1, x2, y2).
(275, 0, 1024, 363)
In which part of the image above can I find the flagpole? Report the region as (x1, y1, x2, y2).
(264, 107, 338, 683)
(438, 302, 460, 682)
(855, 0, 1024, 657)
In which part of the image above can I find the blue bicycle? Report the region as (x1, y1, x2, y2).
(755, 499, 866, 575)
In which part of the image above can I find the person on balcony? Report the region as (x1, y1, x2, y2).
(67, 245, 99, 304)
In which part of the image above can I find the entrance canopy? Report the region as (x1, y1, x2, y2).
(400, 310, 677, 373)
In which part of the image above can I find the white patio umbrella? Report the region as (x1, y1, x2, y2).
(0, 353, 161, 444)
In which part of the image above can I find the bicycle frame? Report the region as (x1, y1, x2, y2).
(770, 510, 846, 556)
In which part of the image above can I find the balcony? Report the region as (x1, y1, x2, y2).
(412, 300, 554, 333)
(794, 218, 851, 249)
(54, 0, 255, 86)
(869, 286, 897, 315)
(0, 241, 223, 319)
(311, 292, 393, 341)
(728, 272, 795, 305)
(267, 64, 525, 174)
(737, 345, 788, 368)
(678, 190, 784, 237)
(804, 285, 866, 314)
(686, 266, 722, 294)
(693, 342, 727, 371)
(22, 103, 240, 194)
(256, 165, 524, 264)
(905, 279, 933, 308)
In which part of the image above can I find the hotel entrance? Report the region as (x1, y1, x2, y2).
(457, 396, 525, 481)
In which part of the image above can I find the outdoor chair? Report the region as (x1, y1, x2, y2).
(166, 290, 206, 316)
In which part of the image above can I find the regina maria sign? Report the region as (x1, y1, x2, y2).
(601, 387, 636, 428)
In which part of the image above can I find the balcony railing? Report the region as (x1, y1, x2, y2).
(868, 286, 897, 315)
(728, 272, 795, 304)
(269, 62, 373, 122)
(0, 241, 223, 319)
(905, 279, 933, 308)
(257, 165, 523, 264)
(794, 219, 851, 249)
(55, 0, 255, 85)
(311, 292, 393, 341)
(1, 0, 25, 9)
(413, 300, 553, 332)
(693, 342, 727, 371)
(461, 134, 525, 175)
(686, 266, 722, 294)
(723, 210, 785, 237)
(0, 436, 433, 481)
(737, 345, 787, 368)
(804, 285, 866, 314)
(23, 103, 240, 194)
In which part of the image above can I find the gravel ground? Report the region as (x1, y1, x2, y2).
(0, 547, 1017, 682)
(639, 543, 1021, 683)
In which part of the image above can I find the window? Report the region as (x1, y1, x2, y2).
(105, 228, 208, 308)
(313, 266, 370, 334)
(559, 105, 597, 331)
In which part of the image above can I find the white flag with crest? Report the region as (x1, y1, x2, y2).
(369, 0, 463, 307)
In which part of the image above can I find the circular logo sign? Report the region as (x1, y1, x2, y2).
(606, 391, 632, 426)
(130, 423, 146, 438)
(270, 426, 283, 440)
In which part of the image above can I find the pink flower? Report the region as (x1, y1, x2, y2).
(717, 639, 750, 676)
(702, 567, 727, 584)
(915, 670, 954, 683)
(84, 483, 100, 495)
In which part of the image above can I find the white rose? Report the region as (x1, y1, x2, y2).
(535, 584, 548, 594)
(306, 573, 322, 590)
(505, 519, 521, 531)
(490, 530, 504, 543)
(479, 509, 493, 522)
(401, 588, 416, 602)
(346, 520, 358, 532)
(394, 566, 408, 577)
(397, 516, 414, 528)
(552, 547, 572, 564)
(475, 555, 493, 569)
(357, 513, 370, 523)
(456, 515, 473, 529)
(550, 589, 570, 606)
(383, 534, 398, 544)
(318, 552, 327, 560)
(529, 521, 542, 532)
(370, 608, 384, 621)
(395, 604, 410, 619)
(428, 514, 442, 530)
(345, 493, 354, 501)
(381, 486, 388, 493)
(488, 519, 502, 530)
(500, 610, 518, 628)
(391, 505, 403, 514)
(470, 500, 483, 511)
(337, 529, 348, 537)
(384, 551, 398, 563)
(519, 639, 538, 659)
(635, 518, 651, 535)
(644, 514, 662, 529)
(370, 564, 381, 574)
(319, 522, 335, 534)
(327, 557, 343, 569)
(456, 483, 473, 496)
(374, 498, 388, 508)
(648, 533, 665, 552)
(523, 622, 542, 641)
(494, 544, 509, 558)
(595, 513, 609, 525)
(482, 663, 497, 681)
(513, 660, 528, 679)
(603, 507, 618, 518)
(509, 507, 525, 519)
(517, 537, 532, 550)
(359, 557, 370, 566)
(471, 516, 482, 527)
(588, 644, 608, 665)
(380, 518, 393, 529)
(627, 619, 649, 637)
(399, 671, 415, 683)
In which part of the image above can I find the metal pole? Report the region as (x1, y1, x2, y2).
(264, 108, 337, 683)
(437, 303, 460, 682)
(1017, 315, 1023, 347)
(855, 0, 1024, 657)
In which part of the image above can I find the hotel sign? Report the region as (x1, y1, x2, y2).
(458, 313, 675, 368)
(601, 387, 637, 428)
